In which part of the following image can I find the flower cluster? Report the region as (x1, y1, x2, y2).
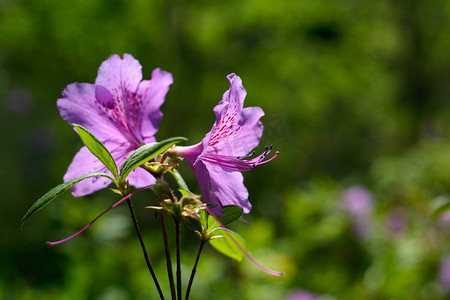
(23, 54, 281, 299)
(59, 54, 277, 215)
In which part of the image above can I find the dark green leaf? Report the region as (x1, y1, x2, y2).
(210, 228, 246, 261)
(217, 206, 244, 225)
(21, 172, 114, 227)
(73, 124, 118, 179)
(183, 217, 203, 234)
(120, 137, 187, 179)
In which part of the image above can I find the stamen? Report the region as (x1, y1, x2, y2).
(46, 185, 152, 246)
(201, 146, 279, 172)
(192, 198, 283, 276)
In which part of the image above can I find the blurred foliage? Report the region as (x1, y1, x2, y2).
(2, 0, 450, 299)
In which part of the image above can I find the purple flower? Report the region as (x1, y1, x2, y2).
(285, 289, 317, 300)
(387, 208, 406, 235)
(440, 256, 450, 292)
(341, 186, 374, 237)
(173, 74, 278, 214)
(341, 186, 373, 218)
(57, 54, 173, 196)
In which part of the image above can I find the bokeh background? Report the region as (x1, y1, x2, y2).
(2, 0, 450, 299)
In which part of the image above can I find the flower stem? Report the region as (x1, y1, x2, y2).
(161, 213, 176, 300)
(185, 240, 206, 300)
(126, 197, 165, 300)
(175, 219, 182, 300)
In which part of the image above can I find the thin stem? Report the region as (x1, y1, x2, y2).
(161, 213, 176, 300)
(170, 169, 190, 191)
(175, 219, 182, 300)
(185, 240, 206, 300)
(126, 197, 165, 300)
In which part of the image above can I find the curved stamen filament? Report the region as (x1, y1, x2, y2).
(201, 146, 279, 172)
(46, 185, 152, 246)
(192, 198, 283, 276)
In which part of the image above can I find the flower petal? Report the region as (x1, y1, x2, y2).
(57, 83, 125, 144)
(191, 160, 223, 214)
(135, 68, 173, 143)
(126, 166, 156, 188)
(210, 106, 264, 157)
(206, 163, 251, 214)
(213, 73, 246, 121)
(95, 53, 143, 99)
(94, 54, 147, 146)
(204, 74, 247, 150)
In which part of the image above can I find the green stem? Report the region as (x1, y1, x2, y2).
(175, 219, 182, 300)
(161, 213, 176, 300)
(126, 198, 165, 300)
(170, 169, 190, 191)
(185, 240, 206, 300)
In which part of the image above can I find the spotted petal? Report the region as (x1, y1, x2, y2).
(57, 83, 125, 145)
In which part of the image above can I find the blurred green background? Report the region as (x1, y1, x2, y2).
(2, 0, 450, 299)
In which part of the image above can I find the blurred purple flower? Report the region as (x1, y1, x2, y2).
(342, 186, 373, 217)
(440, 256, 450, 291)
(286, 289, 317, 300)
(31, 127, 55, 153)
(387, 208, 406, 235)
(173, 74, 278, 214)
(57, 54, 173, 196)
(341, 186, 374, 237)
(438, 211, 450, 225)
(6, 86, 34, 116)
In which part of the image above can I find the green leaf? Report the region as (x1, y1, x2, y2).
(432, 202, 450, 218)
(210, 228, 246, 261)
(217, 206, 244, 225)
(178, 189, 192, 197)
(73, 124, 118, 179)
(120, 137, 187, 179)
(183, 217, 203, 234)
(21, 172, 114, 228)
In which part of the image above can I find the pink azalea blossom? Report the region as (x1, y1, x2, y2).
(173, 74, 278, 214)
(57, 54, 173, 196)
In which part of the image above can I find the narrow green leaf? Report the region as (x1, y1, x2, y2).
(178, 189, 192, 197)
(432, 202, 450, 218)
(120, 137, 187, 179)
(73, 124, 119, 179)
(21, 172, 114, 227)
(210, 228, 246, 261)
